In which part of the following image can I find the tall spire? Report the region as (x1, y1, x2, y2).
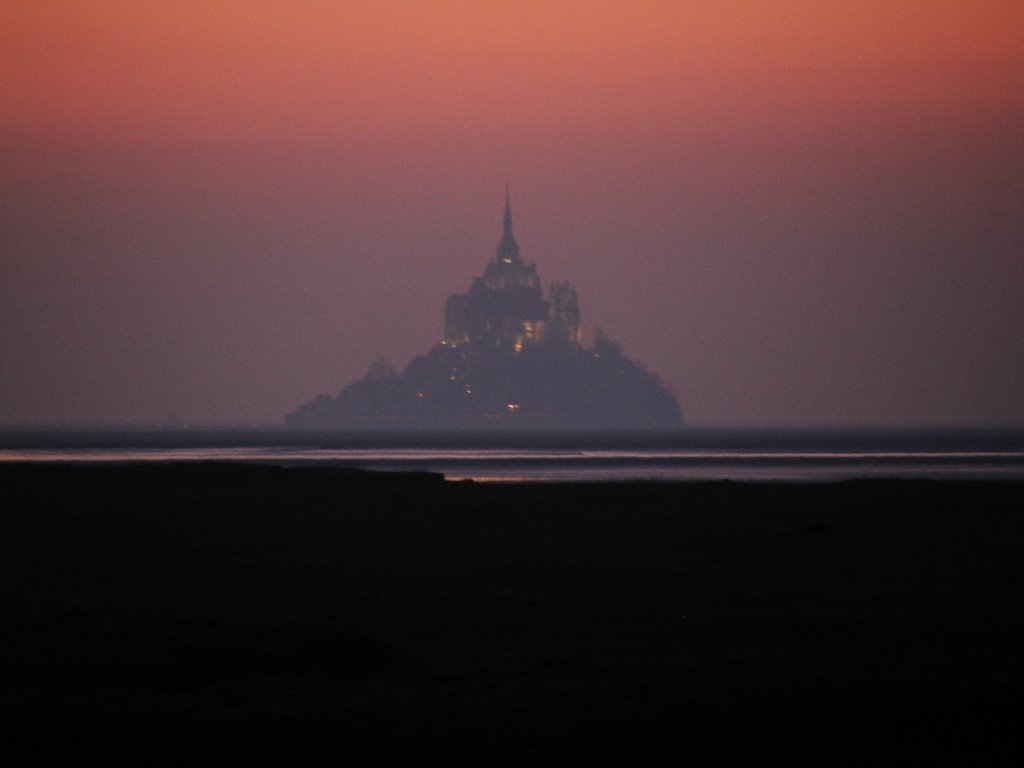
(496, 185, 520, 264)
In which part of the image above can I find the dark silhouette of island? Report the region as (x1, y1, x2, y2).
(287, 191, 682, 429)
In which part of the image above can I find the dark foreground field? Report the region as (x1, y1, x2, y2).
(2, 463, 1023, 763)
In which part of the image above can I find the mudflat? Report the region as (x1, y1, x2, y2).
(2, 463, 1022, 762)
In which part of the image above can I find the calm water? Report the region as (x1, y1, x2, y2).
(3, 428, 1024, 482)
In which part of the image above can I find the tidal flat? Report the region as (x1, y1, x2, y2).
(2, 463, 1022, 763)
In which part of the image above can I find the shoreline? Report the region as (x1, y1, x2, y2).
(4, 450, 1024, 485)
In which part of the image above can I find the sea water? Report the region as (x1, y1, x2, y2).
(3, 428, 1024, 483)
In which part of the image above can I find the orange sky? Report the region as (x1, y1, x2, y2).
(4, 1, 1021, 143)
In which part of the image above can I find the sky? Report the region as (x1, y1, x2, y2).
(2, 0, 1022, 427)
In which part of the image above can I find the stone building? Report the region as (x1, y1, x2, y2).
(443, 190, 581, 351)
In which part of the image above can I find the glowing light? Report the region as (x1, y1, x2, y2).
(507, 402, 520, 412)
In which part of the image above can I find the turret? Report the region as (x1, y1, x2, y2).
(549, 281, 582, 346)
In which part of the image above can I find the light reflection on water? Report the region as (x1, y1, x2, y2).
(3, 447, 1024, 482)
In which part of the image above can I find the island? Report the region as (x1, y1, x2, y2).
(287, 191, 682, 429)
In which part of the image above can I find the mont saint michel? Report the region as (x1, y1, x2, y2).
(287, 193, 682, 429)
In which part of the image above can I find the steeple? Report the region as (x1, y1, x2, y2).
(496, 185, 520, 264)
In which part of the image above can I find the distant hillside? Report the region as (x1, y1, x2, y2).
(286, 335, 682, 430)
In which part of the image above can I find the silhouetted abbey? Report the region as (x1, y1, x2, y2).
(444, 190, 582, 352)
(286, 192, 682, 429)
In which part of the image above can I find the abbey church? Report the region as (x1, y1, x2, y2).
(443, 190, 581, 352)
(286, 193, 682, 429)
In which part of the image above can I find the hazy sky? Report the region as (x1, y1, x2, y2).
(2, 1, 1022, 427)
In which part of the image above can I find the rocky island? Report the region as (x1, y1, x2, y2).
(287, 192, 682, 429)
